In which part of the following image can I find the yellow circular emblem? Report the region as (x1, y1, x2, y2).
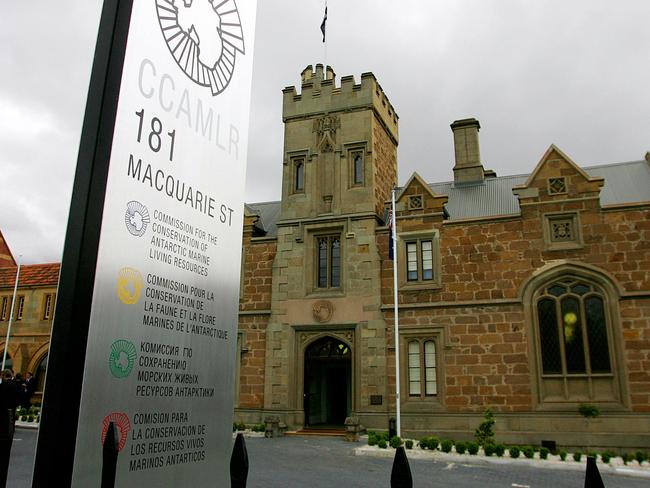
(116, 267, 144, 305)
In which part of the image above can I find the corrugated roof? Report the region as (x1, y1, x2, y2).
(245, 159, 650, 231)
(246, 201, 282, 237)
(0, 263, 61, 289)
(429, 174, 527, 220)
(586, 160, 650, 205)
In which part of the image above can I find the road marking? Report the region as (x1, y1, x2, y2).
(511, 484, 530, 488)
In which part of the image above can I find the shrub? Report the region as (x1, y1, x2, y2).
(368, 434, 378, 446)
(455, 442, 466, 454)
(495, 444, 506, 457)
(587, 451, 598, 461)
(419, 436, 439, 450)
(623, 453, 634, 465)
(475, 408, 496, 446)
(539, 447, 549, 460)
(635, 451, 646, 464)
(467, 442, 479, 455)
(484, 443, 496, 457)
(523, 446, 535, 459)
(380, 431, 390, 442)
(601, 451, 614, 464)
(405, 439, 413, 450)
(573, 451, 582, 462)
(559, 450, 567, 461)
(578, 404, 600, 419)
(390, 436, 402, 449)
(378, 439, 387, 449)
(509, 446, 520, 459)
(251, 424, 265, 433)
(441, 439, 453, 453)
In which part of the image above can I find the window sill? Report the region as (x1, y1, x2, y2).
(307, 289, 345, 299)
(400, 281, 442, 292)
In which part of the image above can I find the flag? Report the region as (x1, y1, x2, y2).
(387, 209, 394, 260)
(320, 6, 327, 43)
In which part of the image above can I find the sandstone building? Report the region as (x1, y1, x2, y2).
(235, 64, 650, 449)
(0, 230, 57, 400)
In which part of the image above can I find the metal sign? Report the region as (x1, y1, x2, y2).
(33, 1, 257, 486)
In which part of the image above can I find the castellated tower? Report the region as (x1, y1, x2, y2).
(280, 64, 399, 219)
(258, 65, 399, 428)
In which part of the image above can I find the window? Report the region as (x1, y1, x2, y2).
(406, 240, 433, 281)
(0, 297, 7, 321)
(534, 278, 618, 403)
(294, 160, 305, 192)
(352, 153, 364, 185)
(317, 235, 341, 289)
(16, 296, 25, 320)
(408, 195, 423, 210)
(543, 212, 582, 250)
(548, 177, 567, 195)
(408, 340, 437, 397)
(43, 294, 55, 320)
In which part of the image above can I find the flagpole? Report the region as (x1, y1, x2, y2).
(391, 189, 401, 438)
(323, 0, 328, 78)
(2, 254, 21, 372)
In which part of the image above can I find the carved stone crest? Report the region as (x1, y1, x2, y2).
(312, 300, 334, 323)
(313, 115, 340, 153)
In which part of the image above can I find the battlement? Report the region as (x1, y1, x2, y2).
(282, 64, 398, 142)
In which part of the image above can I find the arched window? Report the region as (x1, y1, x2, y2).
(353, 154, 363, 185)
(534, 278, 619, 404)
(36, 353, 48, 392)
(294, 160, 305, 192)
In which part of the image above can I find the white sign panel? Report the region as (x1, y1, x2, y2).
(71, 1, 257, 485)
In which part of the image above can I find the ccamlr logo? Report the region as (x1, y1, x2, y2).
(155, 0, 245, 96)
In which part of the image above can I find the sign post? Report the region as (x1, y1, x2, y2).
(33, 1, 257, 486)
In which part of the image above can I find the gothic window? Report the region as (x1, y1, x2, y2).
(317, 235, 341, 289)
(42, 294, 55, 320)
(534, 278, 619, 404)
(353, 153, 364, 185)
(408, 340, 437, 397)
(0, 297, 7, 321)
(294, 160, 305, 192)
(16, 296, 25, 320)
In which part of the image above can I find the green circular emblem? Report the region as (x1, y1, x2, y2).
(109, 340, 137, 378)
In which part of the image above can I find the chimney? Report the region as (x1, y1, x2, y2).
(451, 118, 485, 184)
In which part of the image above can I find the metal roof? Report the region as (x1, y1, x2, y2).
(246, 201, 281, 237)
(245, 159, 650, 234)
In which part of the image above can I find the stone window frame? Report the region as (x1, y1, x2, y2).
(398, 230, 442, 290)
(304, 222, 346, 297)
(522, 265, 628, 411)
(0, 296, 8, 321)
(286, 150, 309, 196)
(400, 328, 445, 411)
(542, 211, 583, 251)
(344, 142, 368, 189)
(293, 158, 305, 193)
(547, 177, 568, 195)
(42, 293, 55, 321)
(407, 195, 423, 210)
(16, 295, 25, 321)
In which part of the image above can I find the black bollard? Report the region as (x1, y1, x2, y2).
(391, 446, 413, 488)
(101, 422, 119, 488)
(584, 455, 605, 488)
(230, 433, 249, 488)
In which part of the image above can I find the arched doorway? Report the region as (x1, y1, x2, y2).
(304, 336, 351, 427)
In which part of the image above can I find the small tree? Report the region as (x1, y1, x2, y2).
(475, 408, 496, 446)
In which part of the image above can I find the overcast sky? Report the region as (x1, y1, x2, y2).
(1, 0, 649, 264)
